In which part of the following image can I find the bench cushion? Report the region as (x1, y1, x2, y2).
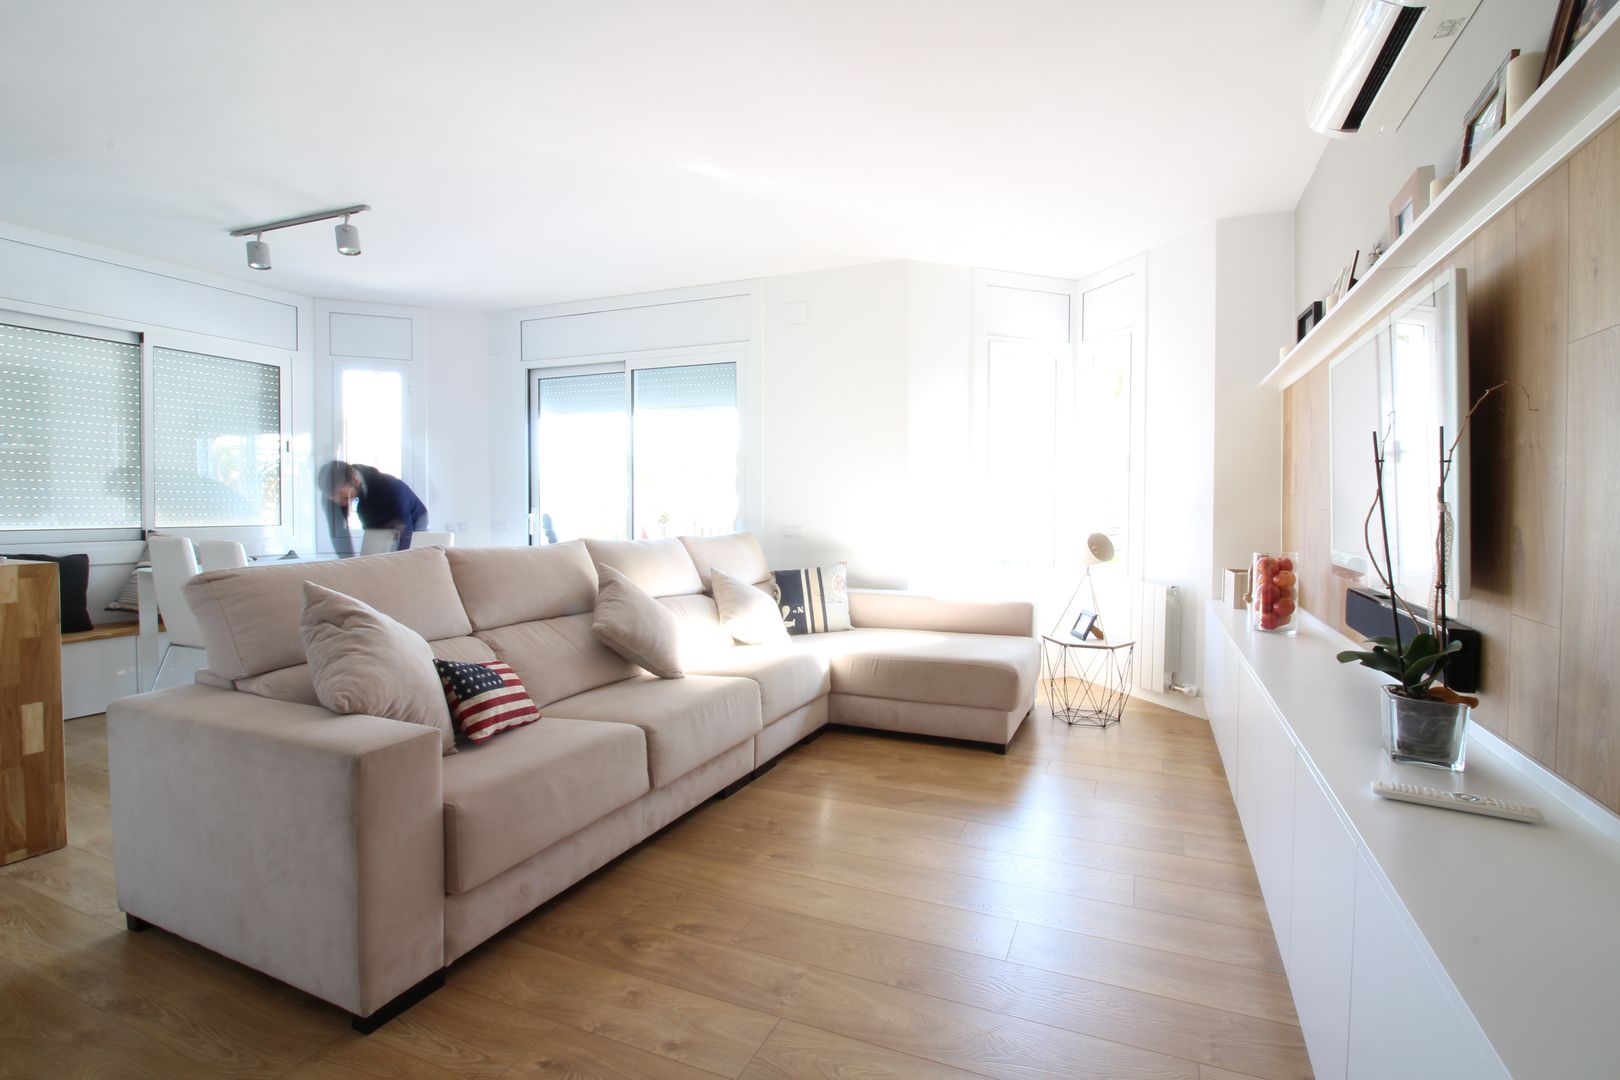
(547, 674, 761, 787)
(440, 716, 648, 894)
(792, 627, 1039, 714)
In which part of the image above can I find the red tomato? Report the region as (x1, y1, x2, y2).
(1255, 557, 1276, 579)
(1272, 570, 1297, 590)
(1274, 599, 1296, 620)
(1278, 557, 1294, 572)
(1258, 613, 1279, 630)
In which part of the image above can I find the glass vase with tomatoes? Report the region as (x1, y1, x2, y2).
(1249, 552, 1299, 634)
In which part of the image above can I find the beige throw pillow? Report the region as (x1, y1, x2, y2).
(592, 565, 684, 679)
(299, 582, 457, 754)
(712, 567, 789, 645)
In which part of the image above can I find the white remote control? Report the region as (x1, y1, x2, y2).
(1372, 781, 1543, 823)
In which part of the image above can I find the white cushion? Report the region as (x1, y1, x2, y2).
(592, 565, 684, 679)
(298, 582, 456, 754)
(712, 567, 789, 645)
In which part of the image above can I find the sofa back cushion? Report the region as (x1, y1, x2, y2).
(475, 613, 638, 708)
(446, 542, 597, 631)
(233, 635, 498, 708)
(184, 546, 471, 681)
(679, 532, 773, 595)
(584, 537, 702, 598)
(659, 594, 736, 661)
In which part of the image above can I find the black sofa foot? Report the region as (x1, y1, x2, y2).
(125, 913, 151, 933)
(714, 774, 752, 800)
(351, 969, 445, 1034)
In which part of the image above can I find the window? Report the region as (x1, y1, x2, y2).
(153, 347, 282, 526)
(0, 321, 141, 530)
(530, 359, 740, 544)
(0, 313, 290, 540)
(335, 363, 407, 480)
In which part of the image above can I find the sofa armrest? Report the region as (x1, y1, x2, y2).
(107, 684, 444, 1018)
(848, 589, 1035, 637)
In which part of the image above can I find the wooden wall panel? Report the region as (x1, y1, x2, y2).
(1283, 120, 1620, 811)
(0, 561, 66, 865)
(1569, 121, 1620, 341)
(1556, 325, 1620, 808)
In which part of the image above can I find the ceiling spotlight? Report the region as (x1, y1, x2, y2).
(229, 204, 370, 270)
(334, 215, 361, 256)
(245, 234, 271, 270)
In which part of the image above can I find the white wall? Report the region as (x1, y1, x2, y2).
(1144, 226, 1218, 690)
(1143, 214, 1293, 693)
(1295, 0, 1556, 304)
(1213, 213, 1293, 585)
(758, 262, 913, 587)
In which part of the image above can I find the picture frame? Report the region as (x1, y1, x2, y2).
(1458, 51, 1519, 172)
(1387, 165, 1436, 243)
(1540, 0, 1618, 84)
(1296, 301, 1325, 342)
(1069, 610, 1101, 641)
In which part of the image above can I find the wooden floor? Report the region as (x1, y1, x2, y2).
(0, 693, 1311, 1079)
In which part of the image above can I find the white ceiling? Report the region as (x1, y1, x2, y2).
(0, 1, 1328, 311)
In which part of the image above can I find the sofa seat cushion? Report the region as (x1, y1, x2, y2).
(791, 628, 1039, 713)
(546, 675, 762, 787)
(440, 717, 649, 894)
(687, 648, 830, 725)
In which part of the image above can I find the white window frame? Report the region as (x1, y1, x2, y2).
(0, 308, 295, 550)
(320, 357, 415, 553)
(528, 345, 747, 544)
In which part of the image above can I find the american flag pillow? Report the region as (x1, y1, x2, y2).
(432, 659, 541, 743)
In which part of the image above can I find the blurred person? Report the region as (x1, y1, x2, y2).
(319, 460, 429, 557)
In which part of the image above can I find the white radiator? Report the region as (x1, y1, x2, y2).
(1132, 582, 1181, 693)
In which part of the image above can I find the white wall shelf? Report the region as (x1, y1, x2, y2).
(1206, 602, 1620, 1079)
(1264, 5, 1620, 389)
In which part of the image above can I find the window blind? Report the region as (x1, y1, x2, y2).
(538, 370, 626, 415)
(152, 347, 281, 527)
(0, 322, 141, 529)
(632, 362, 736, 410)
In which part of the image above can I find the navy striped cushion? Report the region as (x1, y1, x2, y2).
(772, 563, 851, 635)
(433, 659, 541, 743)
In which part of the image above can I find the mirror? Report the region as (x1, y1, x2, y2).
(1329, 269, 1469, 614)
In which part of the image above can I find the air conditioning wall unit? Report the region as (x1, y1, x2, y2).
(1308, 0, 1483, 137)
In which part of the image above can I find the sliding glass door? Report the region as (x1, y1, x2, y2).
(529, 355, 740, 544)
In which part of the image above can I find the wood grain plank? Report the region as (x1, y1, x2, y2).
(618, 845, 1018, 959)
(1508, 615, 1561, 766)
(1007, 921, 1299, 1027)
(956, 821, 1261, 898)
(1507, 167, 1569, 628)
(663, 809, 1137, 906)
(0, 955, 223, 1080)
(450, 938, 778, 1077)
(517, 904, 1202, 1080)
(1556, 324, 1620, 811)
(366, 984, 554, 1078)
(726, 908, 1311, 1080)
(1570, 118, 1620, 340)
(511, 1018, 736, 1079)
(739, 1020, 994, 1080)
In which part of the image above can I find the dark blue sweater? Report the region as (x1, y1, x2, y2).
(326, 466, 428, 555)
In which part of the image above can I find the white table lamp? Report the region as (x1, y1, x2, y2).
(1055, 531, 1116, 639)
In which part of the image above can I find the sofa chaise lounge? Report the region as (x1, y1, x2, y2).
(107, 533, 1039, 1029)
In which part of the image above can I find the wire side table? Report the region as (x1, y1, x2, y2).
(1041, 634, 1136, 728)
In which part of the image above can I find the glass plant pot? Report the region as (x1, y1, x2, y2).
(1381, 685, 1468, 771)
(1248, 551, 1299, 634)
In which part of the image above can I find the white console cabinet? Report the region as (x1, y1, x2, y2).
(1204, 603, 1620, 1080)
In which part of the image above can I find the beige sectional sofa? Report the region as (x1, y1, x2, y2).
(106, 533, 1038, 1030)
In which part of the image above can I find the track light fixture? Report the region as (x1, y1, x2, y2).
(245, 233, 272, 270)
(229, 204, 370, 270)
(334, 214, 361, 256)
